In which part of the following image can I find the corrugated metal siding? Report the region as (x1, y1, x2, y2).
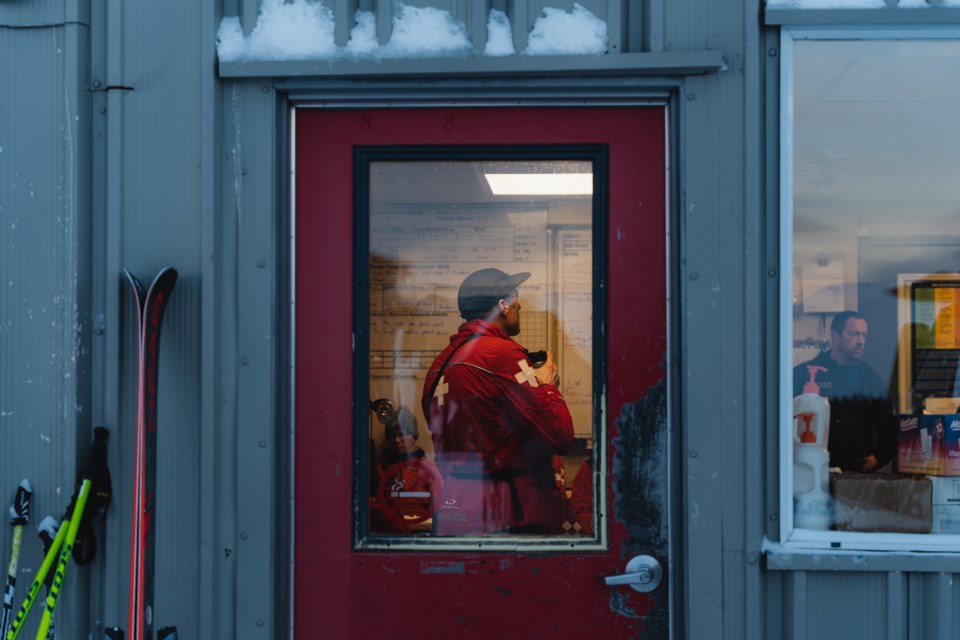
(8, 0, 960, 638)
(0, 20, 90, 639)
(99, 0, 207, 635)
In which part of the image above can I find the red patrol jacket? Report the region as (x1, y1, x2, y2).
(421, 319, 574, 534)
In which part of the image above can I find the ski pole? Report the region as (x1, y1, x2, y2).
(7, 427, 111, 640)
(34, 478, 91, 640)
(5, 520, 67, 640)
(1, 480, 32, 639)
(35, 519, 58, 640)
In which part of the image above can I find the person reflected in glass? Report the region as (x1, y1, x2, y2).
(372, 406, 442, 532)
(793, 310, 897, 473)
(421, 268, 574, 534)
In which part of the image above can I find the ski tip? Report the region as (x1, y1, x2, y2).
(153, 266, 179, 286)
(19, 478, 32, 492)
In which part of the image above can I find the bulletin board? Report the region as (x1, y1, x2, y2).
(367, 205, 595, 440)
(557, 227, 593, 437)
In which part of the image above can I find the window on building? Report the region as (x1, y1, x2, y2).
(357, 149, 602, 547)
(781, 27, 960, 548)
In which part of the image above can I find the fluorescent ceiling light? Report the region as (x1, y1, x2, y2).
(484, 173, 593, 196)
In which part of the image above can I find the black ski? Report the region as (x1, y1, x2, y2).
(123, 267, 177, 640)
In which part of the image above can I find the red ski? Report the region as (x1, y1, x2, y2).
(123, 267, 177, 640)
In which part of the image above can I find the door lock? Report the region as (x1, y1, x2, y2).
(604, 554, 663, 593)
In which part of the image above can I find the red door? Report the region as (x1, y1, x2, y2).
(295, 107, 671, 638)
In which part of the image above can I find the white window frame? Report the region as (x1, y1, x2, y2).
(778, 24, 960, 552)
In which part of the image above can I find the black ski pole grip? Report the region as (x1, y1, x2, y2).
(104, 627, 124, 640)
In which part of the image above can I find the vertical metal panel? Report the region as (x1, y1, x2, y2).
(885, 572, 908, 640)
(809, 573, 887, 637)
(680, 60, 737, 640)
(918, 573, 953, 639)
(334, 0, 361, 47)
(0, 18, 92, 640)
(92, 0, 207, 634)
(639, 0, 660, 52)
(233, 81, 281, 639)
(376, 0, 393, 45)
(198, 3, 225, 638)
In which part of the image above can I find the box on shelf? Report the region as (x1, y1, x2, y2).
(830, 471, 932, 533)
(897, 414, 960, 476)
(929, 476, 960, 533)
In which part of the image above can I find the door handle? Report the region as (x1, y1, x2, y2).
(604, 554, 663, 593)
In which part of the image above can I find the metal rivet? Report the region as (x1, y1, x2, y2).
(256, 619, 265, 627)
(689, 273, 698, 281)
(241, 357, 249, 365)
(770, 514, 778, 521)
(686, 93, 695, 101)
(92, 80, 102, 90)
(259, 440, 267, 448)
(689, 451, 698, 458)
(768, 48, 778, 57)
(240, 531, 248, 539)
(261, 85, 270, 93)
(257, 260, 266, 268)
(768, 269, 777, 277)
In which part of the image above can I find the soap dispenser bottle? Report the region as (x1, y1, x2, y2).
(792, 365, 832, 530)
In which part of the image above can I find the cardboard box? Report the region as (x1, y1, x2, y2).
(929, 476, 960, 533)
(830, 472, 932, 533)
(897, 414, 960, 476)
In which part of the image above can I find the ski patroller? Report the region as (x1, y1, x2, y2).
(123, 267, 178, 640)
(1, 480, 32, 639)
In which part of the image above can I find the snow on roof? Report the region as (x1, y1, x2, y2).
(217, 0, 608, 62)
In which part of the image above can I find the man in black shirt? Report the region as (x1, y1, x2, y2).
(793, 310, 897, 472)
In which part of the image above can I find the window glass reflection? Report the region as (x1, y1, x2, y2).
(366, 158, 596, 538)
(789, 37, 960, 535)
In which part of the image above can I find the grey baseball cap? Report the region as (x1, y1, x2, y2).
(457, 268, 531, 317)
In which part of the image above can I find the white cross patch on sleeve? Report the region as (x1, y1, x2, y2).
(514, 359, 539, 387)
(434, 374, 449, 405)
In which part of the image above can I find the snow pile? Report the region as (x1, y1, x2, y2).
(378, 4, 472, 58)
(217, 0, 608, 62)
(218, 0, 336, 61)
(526, 4, 607, 55)
(484, 9, 515, 57)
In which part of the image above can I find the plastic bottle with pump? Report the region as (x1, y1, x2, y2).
(793, 365, 832, 530)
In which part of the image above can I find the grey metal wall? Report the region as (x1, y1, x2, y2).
(1, 0, 221, 637)
(0, 3, 93, 637)
(6, 0, 960, 638)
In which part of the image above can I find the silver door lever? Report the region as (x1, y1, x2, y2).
(604, 554, 663, 593)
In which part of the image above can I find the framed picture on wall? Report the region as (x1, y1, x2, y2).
(895, 273, 960, 414)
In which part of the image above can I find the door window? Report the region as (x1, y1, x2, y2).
(781, 28, 960, 547)
(357, 148, 604, 547)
